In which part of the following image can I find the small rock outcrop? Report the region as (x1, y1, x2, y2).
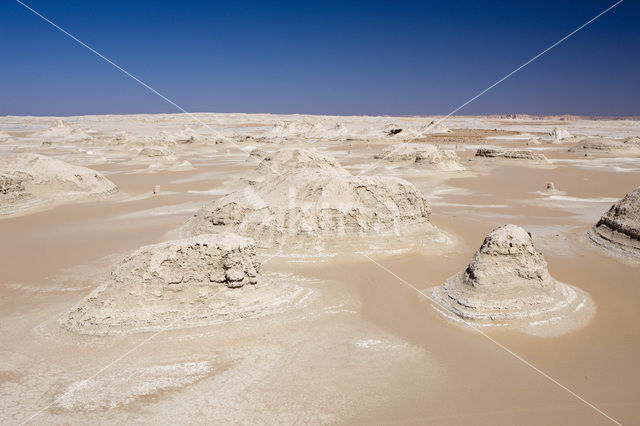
(374, 143, 464, 171)
(421, 121, 452, 134)
(431, 225, 593, 333)
(588, 186, 640, 260)
(549, 127, 572, 143)
(61, 233, 308, 335)
(0, 154, 118, 216)
(475, 148, 549, 163)
(541, 181, 565, 195)
(0, 173, 26, 195)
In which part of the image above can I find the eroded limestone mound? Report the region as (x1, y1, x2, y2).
(182, 168, 444, 250)
(374, 143, 464, 171)
(61, 233, 309, 335)
(475, 148, 549, 163)
(549, 127, 572, 143)
(588, 186, 640, 260)
(421, 120, 452, 134)
(431, 225, 593, 334)
(254, 148, 348, 175)
(0, 154, 118, 216)
(568, 137, 640, 155)
(38, 120, 91, 141)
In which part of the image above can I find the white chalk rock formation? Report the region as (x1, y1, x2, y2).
(39, 120, 91, 141)
(374, 143, 464, 171)
(568, 137, 640, 155)
(549, 127, 572, 143)
(0, 154, 117, 216)
(268, 121, 311, 138)
(475, 148, 549, 163)
(384, 124, 404, 137)
(182, 168, 444, 249)
(139, 146, 175, 158)
(254, 148, 348, 175)
(304, 122, 326, 138)
(324, 122, 349, 140)
(588, 186, 640, 261)
(431, 225, 593, 333)
(421, 120, 452, 134)
(61, 233, 308, 335)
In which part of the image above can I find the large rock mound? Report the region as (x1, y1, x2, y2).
(568, 137, 640, 155)
(0, 154, 118, 216)
(61, 233, 308, 335)
(588, 187, 640, 260)
(431, 225, 593, 333)
(374, 143, 464, 171)
(254, 148, 348, 175)
(475, 148, 549, 163)
(182, 168, 444, 249)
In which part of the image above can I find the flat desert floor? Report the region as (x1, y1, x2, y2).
(0, 113, 639, 424)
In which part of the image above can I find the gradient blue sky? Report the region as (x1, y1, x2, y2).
(1, 0, 638, 116)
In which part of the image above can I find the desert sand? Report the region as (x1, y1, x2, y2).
(1, 113, 639, 425)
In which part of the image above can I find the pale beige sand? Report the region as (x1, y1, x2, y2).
(0, 114, 639, 425)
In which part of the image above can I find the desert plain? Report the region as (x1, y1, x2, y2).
(0, 113, 639, 424)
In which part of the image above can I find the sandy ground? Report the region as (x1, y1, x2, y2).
(0, 113, 639, 425)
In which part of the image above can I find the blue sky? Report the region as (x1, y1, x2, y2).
(1, 0, 638, 116)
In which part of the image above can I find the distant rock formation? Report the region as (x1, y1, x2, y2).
(38, 120, 91, 141)
(374, 143, 464, 171)
(588, 186, 640, 261)
(254, 148, 349, 176)
(421, 120, 452, 134)
(0, 154, 117, 216)
(475, 148, 549, 162)
(549, 127, 572, 143)
(61, 233, 309, 335)
(568, 137, 640, 155)
(431, 225, 593, 333)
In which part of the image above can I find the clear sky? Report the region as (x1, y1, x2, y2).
(1, 0, 638, 116)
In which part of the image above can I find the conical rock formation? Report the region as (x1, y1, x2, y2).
(431, 225, 593, 333)
(588, 186, 640, 260)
